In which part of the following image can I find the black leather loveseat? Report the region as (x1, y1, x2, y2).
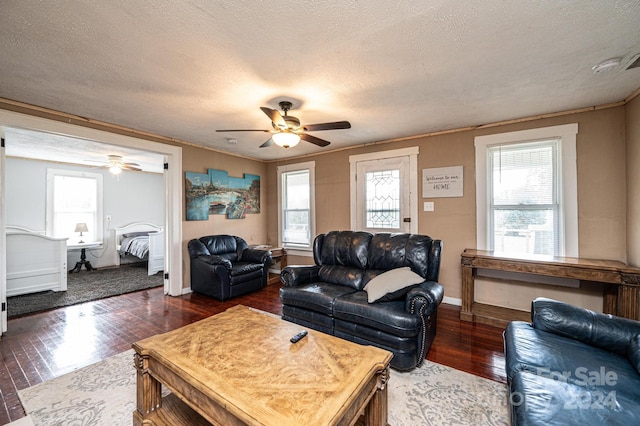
(188, 235, 272, 301)
(280, 230, 444, 370)
(504, 297, 640, 425)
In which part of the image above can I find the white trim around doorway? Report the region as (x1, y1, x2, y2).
(0, 109, 184, 306)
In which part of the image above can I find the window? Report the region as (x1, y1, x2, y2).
(489, 141, 559, 255)
(278, 161, 315, 252)
(475, 124, 578, 257)
(46, 169, 103, 244)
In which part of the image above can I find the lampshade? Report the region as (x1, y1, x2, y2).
(109, 164, 122, 175)
(272, 132, 300, 148)
(74, 223, 88, 233)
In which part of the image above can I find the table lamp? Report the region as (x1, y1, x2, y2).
(75, 222, 88, 243)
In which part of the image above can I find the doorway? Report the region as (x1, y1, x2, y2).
(349, 147, 419, 234)
(0, 109, 183, 335)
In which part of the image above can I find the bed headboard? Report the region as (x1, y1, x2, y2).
(113, 222, 163, 242)
(113, 222, 163, 266)
(6, 226, 68, 297)
(6, 225, 47, 235)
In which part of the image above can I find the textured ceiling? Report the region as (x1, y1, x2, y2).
(1, 1, 639, 162)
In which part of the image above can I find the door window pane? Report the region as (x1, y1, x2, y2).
(365, 169, 400, 229)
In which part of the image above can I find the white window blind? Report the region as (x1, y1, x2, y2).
(488, 140, 559, 255)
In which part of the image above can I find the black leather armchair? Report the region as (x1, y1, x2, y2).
(504, 298, 640, 424)
(280, 230, 444, 370)
(188, 235, 271, 301)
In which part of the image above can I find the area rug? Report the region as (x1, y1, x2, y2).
(7, 264, 163, 318)
(16, 350, 509, 425)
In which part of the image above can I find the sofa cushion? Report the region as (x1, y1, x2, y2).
(510, 370, 640, 424)
(228, 267, 263, 286)
(333, 291, 422, 337)
(200, 235, 239, 260)
(532, 297, 640, 357)
(318, 265, 366, 290)
(282, 305, 334, 335)
(368, 233, 432, 278)
(230, 262, 263, 276)
(505, 321, 640, 398)
(334, 319, 419, 351)
(363, 267, 424, 303)
(279, 282, 357, 316)
(315, 231, 371, 269)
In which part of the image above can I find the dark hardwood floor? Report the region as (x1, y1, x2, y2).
(0, 284, 506, 424)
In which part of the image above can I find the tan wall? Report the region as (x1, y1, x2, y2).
(1, 99, 632, 305)
(267, 106, 628, 311)
(627, 95, 640, 267)
(182, 146, 268, 287)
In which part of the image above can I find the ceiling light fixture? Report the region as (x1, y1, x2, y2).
(271, 131, 301, 148)
(592, 58, 621, 74)
(108, 162, 122, 175)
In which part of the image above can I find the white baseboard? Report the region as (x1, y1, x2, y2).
(443, 296, 462, 306)
(181, 287, 193, 295)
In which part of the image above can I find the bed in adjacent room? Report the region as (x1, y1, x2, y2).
(6, 226, 68, 296)
(113, 222, 164, 276)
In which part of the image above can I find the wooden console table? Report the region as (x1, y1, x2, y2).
(460, 249, 640, 327)
(268, 247, 287, 285)
(250, 245, 287, 285)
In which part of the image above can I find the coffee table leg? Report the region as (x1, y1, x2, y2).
(133, 352, 162, 425)
(364, 366, 389, 426)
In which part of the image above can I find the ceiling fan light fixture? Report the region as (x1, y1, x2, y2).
(272, 132, 300, 148)
(109, 163, 122, 175)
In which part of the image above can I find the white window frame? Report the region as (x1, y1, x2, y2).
(475, 124, 578, 257)
(46, 169, 104, 244)
(277, 161, 315, 255)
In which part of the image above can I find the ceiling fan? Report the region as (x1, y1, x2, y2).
(216, 101, 351, 148)
(99, 155, 142, 175)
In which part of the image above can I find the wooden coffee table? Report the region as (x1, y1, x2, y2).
(132, 305, 392, 425)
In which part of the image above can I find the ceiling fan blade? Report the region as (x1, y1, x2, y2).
(260, 107, 287, 127)
(259, 138, 273, 148)
(124, 162, 141, 167)
(302, 121, 351, 132)
(216, 129, 270, 132)
(122, 165, 142, 172)
(300, 133, 331, 147)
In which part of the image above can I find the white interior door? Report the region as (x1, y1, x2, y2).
(355, 156, 411, 233)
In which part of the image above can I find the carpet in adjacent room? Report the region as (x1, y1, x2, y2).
(7, 263, 163, 318)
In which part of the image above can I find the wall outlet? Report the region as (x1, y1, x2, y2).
(423, 202, 434, 212)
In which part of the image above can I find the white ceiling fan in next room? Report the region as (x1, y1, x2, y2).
(87, 154, 142, 175)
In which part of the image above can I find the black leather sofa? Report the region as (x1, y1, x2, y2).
(504, 297, 640, 425)
(188, 235, 272, 301)
(279, 230, 444, 370)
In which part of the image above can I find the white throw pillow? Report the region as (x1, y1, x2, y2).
(363, 267, 425, 303)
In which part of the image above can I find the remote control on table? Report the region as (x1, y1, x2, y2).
(290, 330, 308, 343)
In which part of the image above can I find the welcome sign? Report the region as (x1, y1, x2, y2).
(422, 166, 463, 198)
